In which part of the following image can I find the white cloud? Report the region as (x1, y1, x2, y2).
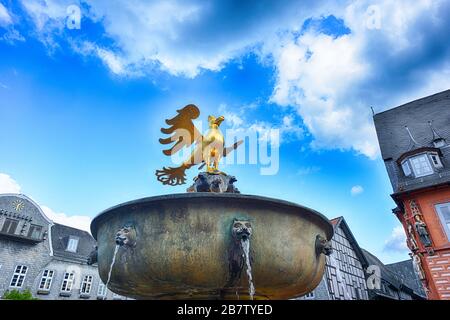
(0, 3, 12, 27)
(0, 172, 92, 233)
(71, 40, 126, 75)
(267, 0, 450, 158)
(0, 173, 21, 194)
(41, 205, 92, 233)
(269, 32, 379, 159)
(350, 185, 364, 196)
(1, 29, 26, 43)
(19, 0, 74, 49)
(96, 48, 125, 75)
(218, 103, 244, 129)
(218, 103, 304, 148)
(17, 0, 450, 158)
(20, 0, 333, 77)
(0, 4, 25, 43)
(20, 0, 70, 31)
(384, 225, 408, 253)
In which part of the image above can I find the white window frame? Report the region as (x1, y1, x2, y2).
(401, 160, 412, 176)
(409, 154, 434, 177)
(435, 202, 450, 241)
(38, 269, 54, 292)
(80, 275, 93, 295)
(97, 283, 107, 298)
(9, 265, 28, 288)
(60, 272, 75, 293)
(66, 236, 79, 252)
(430, 152, 443, 169)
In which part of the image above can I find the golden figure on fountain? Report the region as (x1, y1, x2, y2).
(155, 104, 243, 187)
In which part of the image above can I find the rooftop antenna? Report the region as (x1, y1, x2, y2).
(370, 106, 375, 116)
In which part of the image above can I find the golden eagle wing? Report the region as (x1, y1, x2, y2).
(159, 104, 203, 156)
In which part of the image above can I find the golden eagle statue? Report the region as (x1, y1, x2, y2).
(155, 104, 243, 186)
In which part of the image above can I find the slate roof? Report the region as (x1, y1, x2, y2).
(51, 223, 96, 264)
(361, 249, 426, 300)
(373, 89, 450, 194)
(386, 259, 426, 297)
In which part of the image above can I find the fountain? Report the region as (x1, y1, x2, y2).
(90, 104, 333, 300)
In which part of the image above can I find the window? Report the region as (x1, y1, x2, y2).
(435, 203, 450, 241)
(430, 153, 443, 169)
(38, 269, 54, 292)
(304, 291, 315, 299)
(433, 138, 446, 148)
(80, 275, 93, 296)
(27, 225, 43, 240)
(60, 272, 75, 294)
(10, 265, 28, 288)
(410, 154, 433, 177)
(66, 237, 79, 252)
(401, 160, 412, 176)
(2, 218, 19, 234)
(97, 283, 107, 298)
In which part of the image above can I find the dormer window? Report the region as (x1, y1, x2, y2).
(398, 147, 444, 178)
(66, 236, 79, 252)
(409, 154, 433, 177)
(430, 152, 443, 168)
(429, 120, 446, 148)
(433, 138, 446, 148)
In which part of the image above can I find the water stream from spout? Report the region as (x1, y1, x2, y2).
(329, 254, 352, 300)
(105, 244, 120, 299)
(240, 239, 255, 300)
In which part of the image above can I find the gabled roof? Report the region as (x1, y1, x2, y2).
(330, 217, 341, 226)
(51, 223, 96, 264)
(330, 216, 369, 268)
(0, 193, 53, 224)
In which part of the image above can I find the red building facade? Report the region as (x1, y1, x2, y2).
(374, 90, 450, 300)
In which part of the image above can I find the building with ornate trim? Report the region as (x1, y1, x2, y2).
(374, 89, 450, 299)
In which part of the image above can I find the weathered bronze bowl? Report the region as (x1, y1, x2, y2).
(91, 193, 333, 300)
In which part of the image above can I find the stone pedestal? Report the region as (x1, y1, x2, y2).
(187, 172, 240, 193)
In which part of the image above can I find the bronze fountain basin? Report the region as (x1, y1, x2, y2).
(90, 193, 333, 300)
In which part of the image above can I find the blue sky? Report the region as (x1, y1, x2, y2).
(1, 0, 450, 264)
